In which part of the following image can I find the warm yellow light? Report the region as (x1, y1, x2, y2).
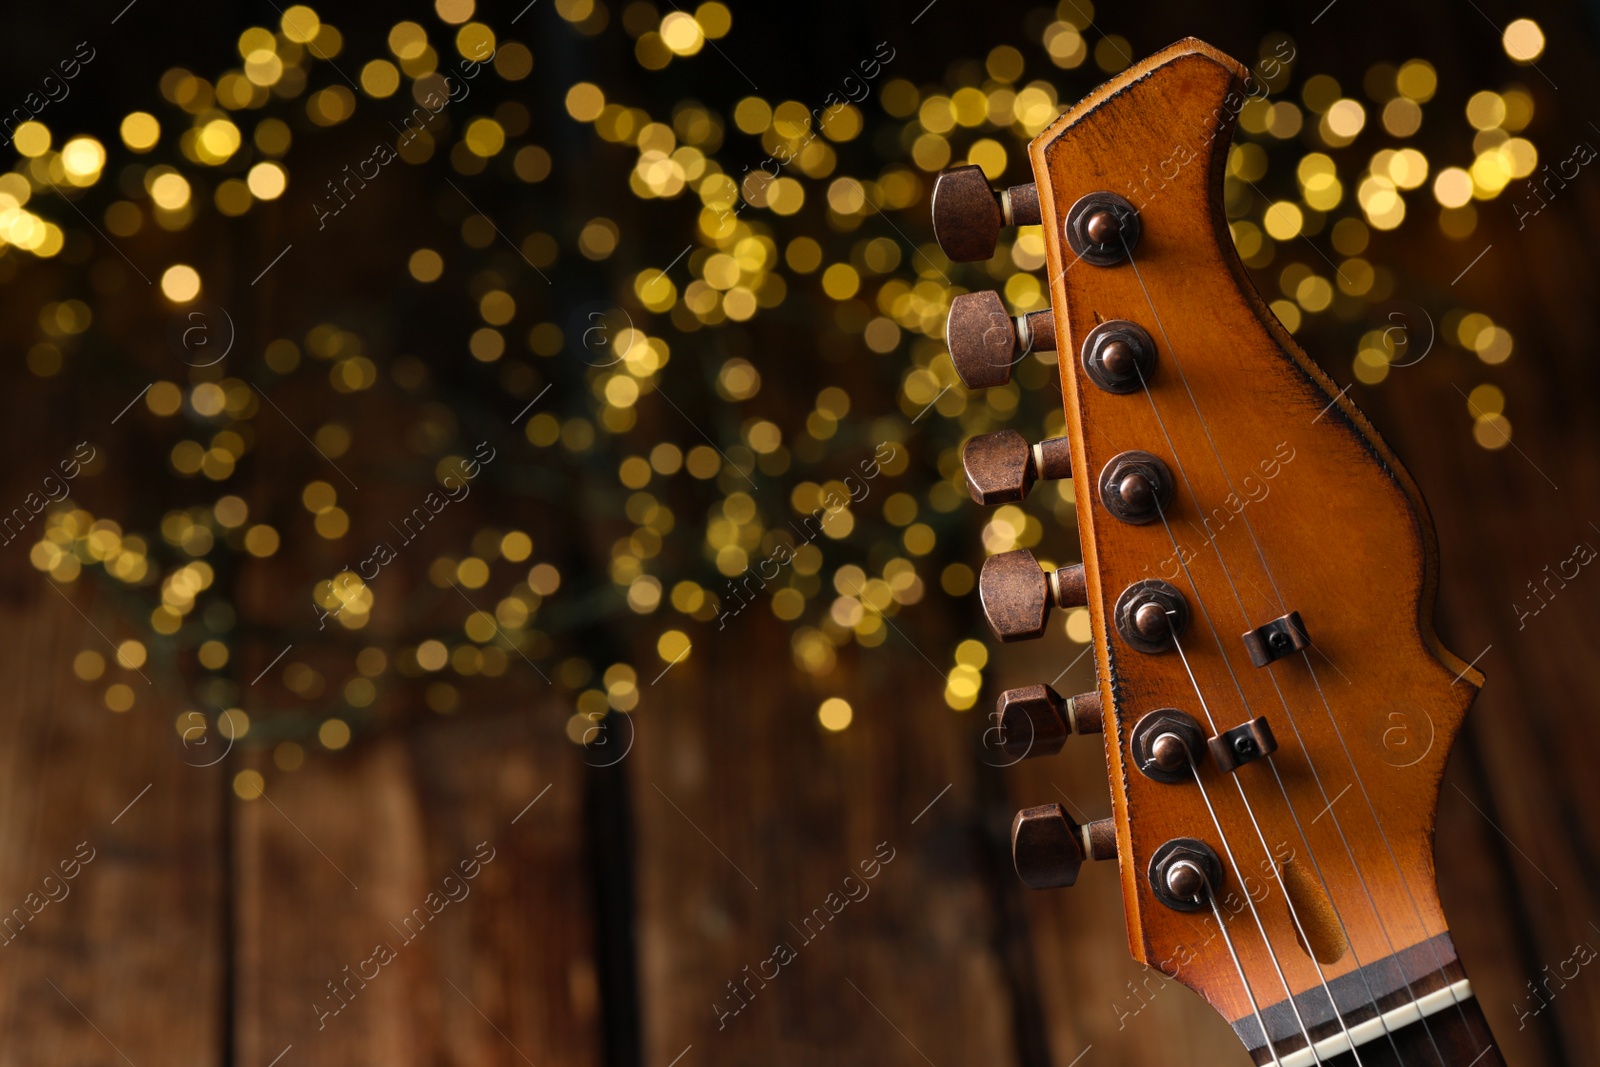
(1263, 201, 1303, 240)
(1467, 383, 1505, 417)
(318, 718, 352, 749)
(1433, 167, 1474, 208)
(1396, 59, 1437, 102)
(818, 697, 853, 732)
(120, 112, 160, 152)
(656, 629, 691, 662)
(160, 264, 202, 303)
(1473, 413, 1512, 450)
(821, 263, 860, 300)
(1382, 97, 1422, 137)
(1503, 18, 1545, 62)
(60, 137, 106, 186)
(244, 50, 284, 87)
(464, 117, 505, 157)
(967, 138, 1007, 180)
(198, 118, 242, 163)
(12, 122, 50, 157)
(660, 11, 705, 55)
(696, 2, 732, 38)
(388, 21, 428, 60)
(1388, 148, 1429, 189)
(150, 172, 192, 210)
(566, 82, 605, 122)
(360, 59, 400, 98)
(1325, 98, 1366, 138)
(1470, 150, 1512, 197)
(409, 248, 444, 282)
(280, 5, 321, 43)
(1359, 176, 1405, 230)
(247, 162, 287, 199)
(1465, 91, 1506, 131)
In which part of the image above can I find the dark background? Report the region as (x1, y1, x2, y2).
(0, 0, 1596, 1064)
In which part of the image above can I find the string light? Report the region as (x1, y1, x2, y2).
(10, 6, 1538, 793)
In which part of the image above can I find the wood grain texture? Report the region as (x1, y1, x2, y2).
(0, 575, 226, 1065)
(633, 612, 1023, 1066)
(1026, 37, 1490, 1060)
(232, 706, 602, 1067)
(0, 369, 227, 1066)
(1366, 228, 1600, 1067)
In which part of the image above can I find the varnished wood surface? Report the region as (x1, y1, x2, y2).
(1029, 39, 1479, 1046)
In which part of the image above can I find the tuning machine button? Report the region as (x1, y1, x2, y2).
(995, 684, 1102, 761)
(1064, 191, 1141, 266)
(932, 165, 1042, 262)
(1098, 450, 1174, 524)
(1114, 579, 1189, 654)
(979, 549, 1086, 642)
(1012, 804, 1116, 889)
(962, 430, 1072, 505)
(946, 291, 1056, 390)
(1081, 320, 1158, 393)
(1148, 838, 1225, 912)
(1129, 708, 1205, 783)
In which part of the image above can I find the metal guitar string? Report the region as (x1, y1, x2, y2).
(1151, 497, 1395, 1065)
(1108, 239, 1394, 1063)
(1104, 367, 1375, 1065)
(1118, 227, 1473, 1047)
(1166, 628, 1348, 1066)
(1193, 823, 1285, 1067)
(1118, 237, 1456, 1065)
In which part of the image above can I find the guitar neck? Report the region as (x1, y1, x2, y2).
(1233, 933, 1503, 1066)
(1320, 994, 1503, 1067)
(931, 37, 1508, 1067)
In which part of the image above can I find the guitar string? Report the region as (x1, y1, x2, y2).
(1111, 276, 1418, 1067)
(1210, 423, 1481, 1050)
(1097, 247, 1397, 1065)
(1166, 626, 1350, 1066)
(1290, 621, 1478, 1051)
(1118, 232, 1472, 1054)
(1171, 627, 1369, 1067)
(1187, 757, 1286, 1067)
(1068, 418, 1342, 1063)
(1118, 237, 1454, 1065)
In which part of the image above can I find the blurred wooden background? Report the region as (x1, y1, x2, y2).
(1, 0, 1599, 1064)
(3, 255, 1598, 1067)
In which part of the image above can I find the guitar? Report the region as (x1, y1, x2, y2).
(931, 39, 1504, 1067)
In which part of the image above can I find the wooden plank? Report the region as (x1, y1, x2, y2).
(634, 612, 1023, 1065)
(232, 703, 602, 1066)
(1370, 350, 1600, 1067)
(0, 566, 225, 1064)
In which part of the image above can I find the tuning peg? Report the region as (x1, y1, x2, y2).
(996, 684, 1102, 760)
(932, 165, 1042, 262)
(963, 430, 1072, 505)
(979, 549, 1086, 642)
(946, 291, 1057, 390)
(1012, 804, 1116, 889)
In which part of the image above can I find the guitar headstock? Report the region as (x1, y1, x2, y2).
(933, 39, 1491, 1065)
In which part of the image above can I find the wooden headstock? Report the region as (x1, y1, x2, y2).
(934, 39, 1505, 1066)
